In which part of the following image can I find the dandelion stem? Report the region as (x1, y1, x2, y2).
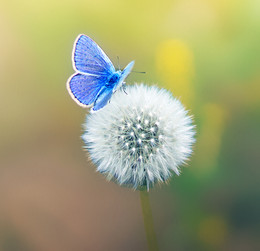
(139, 190, 159, 251)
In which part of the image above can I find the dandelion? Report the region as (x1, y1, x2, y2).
(82, 84, 195, 189)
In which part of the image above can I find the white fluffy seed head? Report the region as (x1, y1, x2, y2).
(82, 84, 195, 190)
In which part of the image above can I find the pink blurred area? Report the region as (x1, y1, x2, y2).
(0, 140, 145, 250)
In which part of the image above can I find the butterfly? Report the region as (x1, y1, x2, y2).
(67, 34, 134, 111)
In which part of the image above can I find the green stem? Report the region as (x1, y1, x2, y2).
(139, 190, 159, 251)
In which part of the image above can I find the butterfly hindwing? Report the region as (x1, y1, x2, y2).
(73, 34, 115, 76)
(93, 87, 114, 111)
(67, 73, 107, 106)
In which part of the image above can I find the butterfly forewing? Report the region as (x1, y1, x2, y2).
(114, 61, 135, 91)
(73, 35, 115, 76)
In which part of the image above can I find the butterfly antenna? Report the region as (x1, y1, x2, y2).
(132, 71, 146, 74)
(117, 56, 120, 70)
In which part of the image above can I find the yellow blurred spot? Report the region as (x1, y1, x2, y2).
(156, 40, 194, 107)
(194, 103, 227, 173)
(198, 216, 228, 246)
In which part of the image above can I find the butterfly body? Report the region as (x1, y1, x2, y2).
(67, 34, 134, 111)
(107, 72, 120, 88)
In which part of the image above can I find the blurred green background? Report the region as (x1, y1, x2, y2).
(0, 0, 259, 250)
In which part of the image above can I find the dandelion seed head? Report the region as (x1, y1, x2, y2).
(82, 84, 195, 189)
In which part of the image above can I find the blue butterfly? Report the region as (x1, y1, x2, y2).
(67, 34, 134, 111)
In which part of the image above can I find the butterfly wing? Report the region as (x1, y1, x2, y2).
(92, 87, 114, 111)
(73, 34, 115, 76)
(114, 61, 135, 91)
(67, 73, 107, 107)
(121, 61, 135, 80)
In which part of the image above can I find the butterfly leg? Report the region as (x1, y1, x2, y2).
(122, 83, 128, 95)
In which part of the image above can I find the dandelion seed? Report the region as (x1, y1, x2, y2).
(82, 84, 195, 189)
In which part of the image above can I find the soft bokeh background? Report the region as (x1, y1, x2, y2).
(1, 0, 259, 250)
